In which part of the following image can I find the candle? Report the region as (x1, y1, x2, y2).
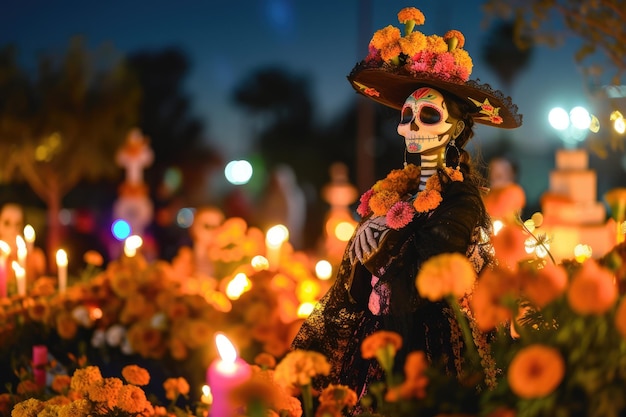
(0, 240, 9, 298)
(201, 385, 213, 405)
(265, 224, 289, 270)
(16, 235, 27, 268)
(12, 261, 25, 297)
(207, 333, 251, 417)
(32, 345, 48, 388)
(23, 225, 35, 252)
(56, 249, 68, 294)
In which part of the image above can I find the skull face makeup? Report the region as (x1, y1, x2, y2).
(0, 203, 24, 250)
(397, 87, 463, 156)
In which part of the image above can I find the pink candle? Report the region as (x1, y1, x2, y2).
(33, 345, 48, 387)
(207, 333, 251, 417)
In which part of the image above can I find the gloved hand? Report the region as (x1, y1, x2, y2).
(349, 215, 390, 264)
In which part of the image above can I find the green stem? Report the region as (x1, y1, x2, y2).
(448, 296, 481, 370)
(301, 383, 314, 417)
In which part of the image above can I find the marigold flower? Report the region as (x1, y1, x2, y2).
(370, 189, 401, 216)
(386, 351, 429, 401)
(361, 330, 403, 359)
(318, 384, 358, 408)
(413, 189, 442, 212)
(83, 250, 104, 266)
(491, 224, 529, 270)
(416, 252, 476, 301)
(51, 375, 72, 394)
(10, 398, 44, 417)
(87, 377, 123, 409)
(397, 7, 425, 25)
(370, 25, 401, 50)
(70, 366, 103, 395)
(507, 344, 565, 399)
(122, 364, 150, 386)
(56, 311, 78, 340)
(521, 263, 568, 308)
(163, 377, 190, 400)
(470, 266, 520, 331)
(254, 352, 277, 369)
(444, 29, 465, 49)
(567, 259, 617, 315)
(117, 384, 150, 414)
(274, 349, 331, 389)
(17, 380, 41, 396)
(315, 402, 343, 417)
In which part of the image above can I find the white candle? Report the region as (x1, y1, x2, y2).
(23, 225, 35, 253)
(56, 249, 68, 294)
(12, 261, 25, 297)
(16, 235, 27, 268)
(265, 224, 289, 270)
(206, 333, 251, 417)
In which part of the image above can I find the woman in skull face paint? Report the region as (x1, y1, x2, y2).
(290, 6, 522, 406)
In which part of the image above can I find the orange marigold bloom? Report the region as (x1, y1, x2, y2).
(274, 350, 331, 389)
(380, 43, 402, 62)
(491, 224, 529, 271)
(17, 380, 41, 396)
(444, 29, 465, 48)
(318, 384, 358, 408)
(83, 250, 104, 266)
(361, 330, 403, 359)
(370, 189, 401, 216)
(163, 377, 190, 400)
(413, 189, 442, 212)
(445, 166, 464, 182)
(521, 263, 568, 308)
(416, 252, 476, 301)
(70, 366, 103, 395)
(315, 402, 343, 417)
(51, 374, 72, 394)
(117, 384, 150, 414)
(27, 299, 49, 322)
(397, 7, 425, 25)
(567, 259, 617, 315)
(87, 377, 123, 409)
(386, 351, 429, 401)
(10, 398, 44, 417)
(470, 266, 520, 332)
(370, 25, 401, 50)
(507, 344, 565, 399)
(56, 311, 78, 340)
(122, 365, 150, 386)
(425, 34, 449, 54)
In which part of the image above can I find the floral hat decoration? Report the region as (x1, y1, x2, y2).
(348, 6, 522, 129)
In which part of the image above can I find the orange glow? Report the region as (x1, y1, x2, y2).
(297, 302, 316, 318)
(225, 273, 251, 300)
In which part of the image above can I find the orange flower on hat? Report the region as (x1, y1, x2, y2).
(567, 259, 617, 315)
(397, 7, 425, 26)
(507, 344, 565, 399)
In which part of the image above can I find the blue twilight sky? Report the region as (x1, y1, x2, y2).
(2, 0, 595, 204)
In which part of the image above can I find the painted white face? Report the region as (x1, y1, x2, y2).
(397, 87, 455, 155)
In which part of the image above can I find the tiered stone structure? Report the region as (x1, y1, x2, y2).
(540, 148, 614, 261)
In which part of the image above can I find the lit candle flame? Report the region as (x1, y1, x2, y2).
(215, 333, 237, 363)
(56, 249, 68, 267)
(0, 240, 10, 257)
(23, 225, 35, 244)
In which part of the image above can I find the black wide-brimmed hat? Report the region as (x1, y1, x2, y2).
(347, 7, 522, 129)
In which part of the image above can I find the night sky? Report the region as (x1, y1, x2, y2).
(2, 0, 597, 205)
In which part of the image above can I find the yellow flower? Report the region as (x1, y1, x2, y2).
(507, 344, 565, 399)
(121, 364, 150, 386)
(273, 349, 331, 389)
(416, 252, 476, 301)
(57, 399, 91, 417)
(444, 29, 465, 49)
(399, 32, 428, 57)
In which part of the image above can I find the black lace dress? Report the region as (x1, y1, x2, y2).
(291, 168, 494, 401)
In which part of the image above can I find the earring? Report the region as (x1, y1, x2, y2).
(445, 139, 460, 168)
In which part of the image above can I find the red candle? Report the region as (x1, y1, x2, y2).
(206, 333, 251, 417)
(32, 345, 48, 388)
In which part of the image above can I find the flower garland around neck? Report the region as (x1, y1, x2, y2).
(356, 164, 464, 230)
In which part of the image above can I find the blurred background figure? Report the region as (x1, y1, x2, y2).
(483, 156, 527, 223)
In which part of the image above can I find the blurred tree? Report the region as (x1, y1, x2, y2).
(0, 37, 140, 270)
(482, 0, 625, 155)
(482, 0, 625, 85)
(126, 48, 213, 192)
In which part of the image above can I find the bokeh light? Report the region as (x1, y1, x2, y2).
(548, 107, 569, 131)
(176, 207, 195, 228)
(569, 106, 591, 130)
(111, 219, 131, 240)
(224, 160, 253, 185)
(315, 260, 333, 280)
